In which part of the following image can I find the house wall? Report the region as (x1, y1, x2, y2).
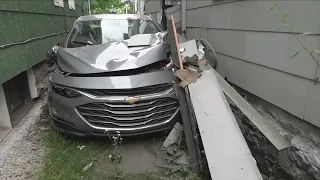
(0, 0, 88, 130)
(145, 0, 320, 129)
(0, 0, 89, 85)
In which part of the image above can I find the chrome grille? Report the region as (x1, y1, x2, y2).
(77, 98, 179, 128)
(78, 84, 173, 96)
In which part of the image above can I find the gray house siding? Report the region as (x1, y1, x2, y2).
(145, 0, 182, 28)
(145, 0, 320, 128)
(145, 0, 160, 23)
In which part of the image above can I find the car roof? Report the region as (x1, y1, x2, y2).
(77, 14, 152, 22)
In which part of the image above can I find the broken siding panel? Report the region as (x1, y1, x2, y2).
(0, 0, 88, 84)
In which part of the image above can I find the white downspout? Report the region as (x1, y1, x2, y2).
(181, 0, 187, 37)
(88, 0, 91, 15)
(139, 0, 145, 15)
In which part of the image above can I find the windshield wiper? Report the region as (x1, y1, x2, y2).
(71, 40, 94, 45)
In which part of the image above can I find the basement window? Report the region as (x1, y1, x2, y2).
(3, 71, 32, 127)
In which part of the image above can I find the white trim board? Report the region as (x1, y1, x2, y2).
(188, 69, 262, 180)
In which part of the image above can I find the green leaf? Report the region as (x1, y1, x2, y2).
(302, 32, 314, 36)
(282, 14, 288, 21)
(291, 51, 300, 59)
(318, 71, 320, 77)
(271, 2, 278, 10)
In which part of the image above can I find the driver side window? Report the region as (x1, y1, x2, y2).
(139, 20, 156, 34)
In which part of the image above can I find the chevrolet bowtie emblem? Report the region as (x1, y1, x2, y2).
(126, 97, 138, 104)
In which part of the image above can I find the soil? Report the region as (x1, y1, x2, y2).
(93, 134, 168, 178)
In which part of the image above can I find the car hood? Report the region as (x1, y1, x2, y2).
(57, 38, 167, 74)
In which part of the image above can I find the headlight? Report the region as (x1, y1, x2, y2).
(51, 84, 82, 98)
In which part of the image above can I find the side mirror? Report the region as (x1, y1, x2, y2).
(199, 39, 217, 68)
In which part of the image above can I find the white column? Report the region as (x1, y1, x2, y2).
(0, 84, 11, 129)
(27, 68, 37, 99)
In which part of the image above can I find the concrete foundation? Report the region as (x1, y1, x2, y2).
(0, 85, 11, 129)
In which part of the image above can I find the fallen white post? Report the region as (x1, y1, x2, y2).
(188, 69, 263, 180)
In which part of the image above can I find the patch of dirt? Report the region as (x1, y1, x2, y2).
(93, 134, 167, 177)
(0, 95, 49, 180)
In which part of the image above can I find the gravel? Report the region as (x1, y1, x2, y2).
(0, 95, 49, 180)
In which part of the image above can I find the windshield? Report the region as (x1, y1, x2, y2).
(66, 19, 161, 48)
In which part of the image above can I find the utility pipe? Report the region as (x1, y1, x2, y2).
(181, 0, 187, 36)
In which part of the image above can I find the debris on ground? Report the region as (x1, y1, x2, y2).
(82, 162, 93, 172)
(109, 153, 122, 164)
(77, 145, 85, 150)
(175, 69, 201, 88)
(174, 38, 211, 88)
(159, 122, 197, 180)
(175, 151, 189, 166)
(180, 40, 199, 60)
(163, 122, 183, 148)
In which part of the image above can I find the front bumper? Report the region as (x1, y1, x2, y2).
(48, 70, 180, 136)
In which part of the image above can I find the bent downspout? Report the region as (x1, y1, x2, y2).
(181, 0, 187, 37)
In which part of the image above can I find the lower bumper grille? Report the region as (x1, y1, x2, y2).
(76, 98, 179, 128)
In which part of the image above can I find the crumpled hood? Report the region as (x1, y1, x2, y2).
(57, 39, 167, 74)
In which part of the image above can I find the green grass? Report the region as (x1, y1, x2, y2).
(38, 130, 198, 180)
(38, 130, 159, 180)
(38, 130, 108, 180)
